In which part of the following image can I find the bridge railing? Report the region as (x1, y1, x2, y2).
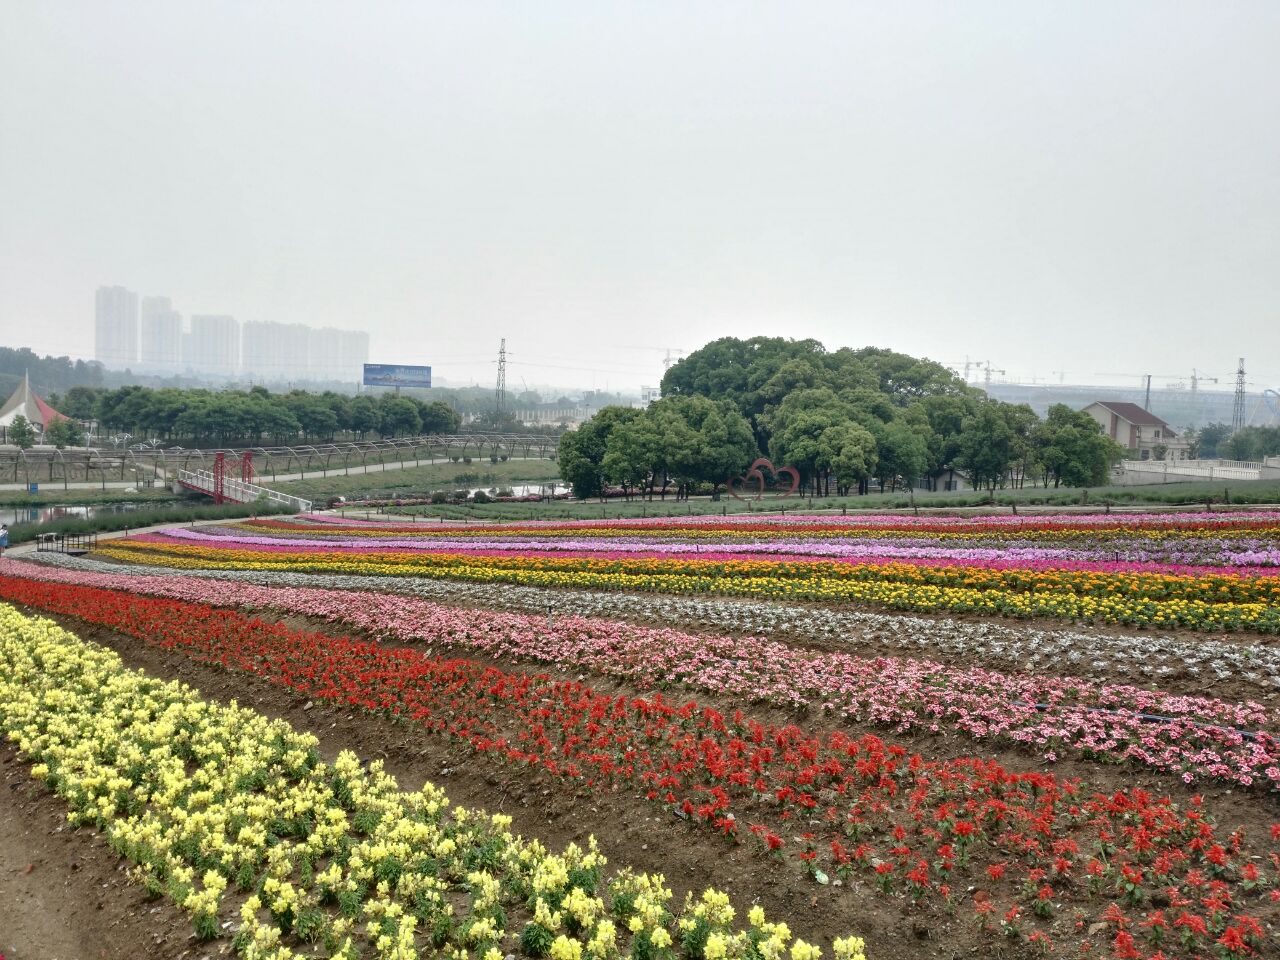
(176, 468, 313, 513)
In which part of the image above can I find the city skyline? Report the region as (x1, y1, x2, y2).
(92, 284, 370, 383)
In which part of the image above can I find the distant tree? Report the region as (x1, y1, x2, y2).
(1193, 422, 1233, 459)
(44, 417, 85, 449)
(419, 400, 461, 434)
(470, 409, 521, 432)
(955, 404, 1017, 492)
(872, 419, 931, 492)
(823, 422, 878, 495)
(378, 397, 423, 437)
(559, 406, 641, 498)
(1224, 425, 1280, 463)
(348, 395, 380, 438)
(7, 414, 36, 449)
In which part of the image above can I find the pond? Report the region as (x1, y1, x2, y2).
(2, 502, 151, 527)
(467, 482, 569, 497)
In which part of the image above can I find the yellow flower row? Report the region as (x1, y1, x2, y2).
(96, 541, 1280, 633)
(102, 541, 1280, 603)
(0, 604, 868, 960)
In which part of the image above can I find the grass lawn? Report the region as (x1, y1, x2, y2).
(275, 457, 561, 501)
(386, 476, 1280, 521)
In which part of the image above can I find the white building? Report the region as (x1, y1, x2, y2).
(1082, 401, 1190, 460)
(139, 296, 183, 371)
(185, 315, 240, 378)
(308, 327, 368, 383)
(243, 320, 310, 381)
(94, 285, 138, 368)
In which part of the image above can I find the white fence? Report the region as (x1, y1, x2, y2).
(176, 468, 312, 512)
(1119, 459, 1263, 484)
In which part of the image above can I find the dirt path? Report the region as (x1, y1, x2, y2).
(0, 743, 201, 960)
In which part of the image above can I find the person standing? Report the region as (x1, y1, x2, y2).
(0, 523, 8, 556)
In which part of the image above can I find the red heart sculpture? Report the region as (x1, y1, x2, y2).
(727, 458, 801, 501)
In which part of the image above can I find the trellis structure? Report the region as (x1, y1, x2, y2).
(0, 433, 560, 489)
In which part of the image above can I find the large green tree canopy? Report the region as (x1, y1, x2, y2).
(561, 336, 1124, 499)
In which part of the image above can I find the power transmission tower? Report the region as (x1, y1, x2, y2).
(495, 339, 508, 414)
(1231, 357, 1247, 433)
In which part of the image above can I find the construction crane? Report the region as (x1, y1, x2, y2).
(974, 361, 1005, 391)
(1190, 369, 1219, 396)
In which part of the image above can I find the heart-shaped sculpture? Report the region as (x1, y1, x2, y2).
(727, 470, 766, 500)
(726, 458, 801, 501)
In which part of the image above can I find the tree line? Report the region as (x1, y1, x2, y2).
(39, 385, 462, 446)
(559, 337, 1124, 499)
(1192, 423, 1280, 463)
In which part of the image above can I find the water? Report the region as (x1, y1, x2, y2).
(3, 502, 150, 527)
(466, 482, 569, 498)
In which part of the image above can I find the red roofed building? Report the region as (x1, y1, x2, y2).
(1082, 400, 1190, 460)
(0, 373, 70, 438)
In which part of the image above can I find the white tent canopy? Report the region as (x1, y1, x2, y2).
(0, 372, 69, 433)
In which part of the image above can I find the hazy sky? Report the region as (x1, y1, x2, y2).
(2, 1, 1278, 392)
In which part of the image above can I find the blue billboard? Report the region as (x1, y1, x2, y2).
(363, 363, 432, 389)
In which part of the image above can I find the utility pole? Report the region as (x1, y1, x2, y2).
(1143, 374, 1152, 411)
(1231, 357, 1247, 433)
(495, 339, 508, 415)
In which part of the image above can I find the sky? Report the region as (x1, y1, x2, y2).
(1, 1, 1278, 394)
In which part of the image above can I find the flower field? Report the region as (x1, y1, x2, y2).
(3, 508, 1280, 959)
(1, 604, 858, 960)
(91, 513, 1280, 631)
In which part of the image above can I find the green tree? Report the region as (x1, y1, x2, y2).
(1031, 405, 1122, 487)
(7, 414, 36, 449)
(348, 396, 380, 438)
(1192, 422, 1233, 459)
(558, 406, 641, 498)
(44, 417, 85, 449)
(419, 400, 461, 434)
(955, 404, 1017, 492)
(60, 386, 104, 420)
(823, 422, 878, 494)
(378, 397, 423, 437)
(873, 419, 931, 492)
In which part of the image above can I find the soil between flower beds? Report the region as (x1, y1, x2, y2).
(10, 604, 1280, 960)
(0, 741, 198, 960)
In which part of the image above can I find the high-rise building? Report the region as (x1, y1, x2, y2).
(139, 296, 183, 371)
(185, 315, 240, 377)
(341, 329, 370, 382)
(242, 321, 310, 381)
(306, 327, 369, 383)
(94, 286, 138, 368)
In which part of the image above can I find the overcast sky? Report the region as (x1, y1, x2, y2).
(1, 1, 1278, 392)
